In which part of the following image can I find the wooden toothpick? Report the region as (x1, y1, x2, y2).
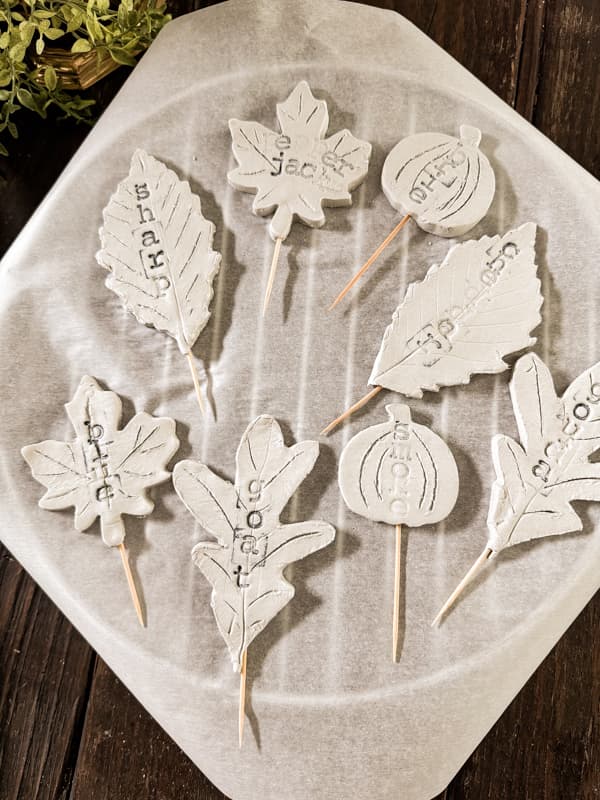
(118, 543, 145, 627)
(263, 237, 283, 317)
(239, 648, 247, 748)
(328, 214, 411, 311)
(392, 524, 402, 662)
(320, 386, 383, 436)
(185, 350, 205, 416)
(431, 547, 493, 627)
(338, 403, 459, 664)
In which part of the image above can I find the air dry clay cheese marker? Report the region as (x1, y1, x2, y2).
(173, 415, 336, 746)
(432, 353, 600, 626)
(339, 404, 458, 661)
(329, 125, 496, 309)
(97, 150, 222, 417)
(228, 80, 372, 315)
(21, 376, 179, 626)
(322, 222, 542, 434)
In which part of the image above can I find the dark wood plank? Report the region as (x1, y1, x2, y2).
(69, 658, 226, 800)
(532, 0, 600, 176)
(0, 69, 125, 256)
(513, 0, 546, 121)
(0, 546, 96, 800)
(365, 0, 530, 105)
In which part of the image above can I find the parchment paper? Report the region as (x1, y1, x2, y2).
(1, 2, 599, 798)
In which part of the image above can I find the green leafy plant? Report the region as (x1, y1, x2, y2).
(0, 0, 171, 155)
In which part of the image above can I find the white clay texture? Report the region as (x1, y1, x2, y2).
(97, 149, 221, 354)
(488, 353, 600, 552)
(228, 81, 372, 241)
(21, 376, 179, 547)
(381, 125, 495, 237)
(338, 403, 459, 527)
(173, 415, 336, 671)
(370, 222, 542, 396)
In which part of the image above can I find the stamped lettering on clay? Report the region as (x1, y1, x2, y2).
(338, 403, 459, 528)
(370, 223, 542, 397)
(381, 125, 495, 237)
(21, 376, 179, 547)
(97, 150, 221, 355)
(432, 353, 600, 626)
(488, 354, 600, 551)
(228, 81, 372, 241)
(173, 415, 336, 671)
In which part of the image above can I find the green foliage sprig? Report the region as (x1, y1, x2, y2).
(0, 0, 171, 155)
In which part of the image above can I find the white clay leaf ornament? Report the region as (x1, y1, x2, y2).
(382, 125, 496, 238)
(174, 415, 335, 745)
(370, 222, 541, 395)
(228, 81, 371, 315)
(328, 125, 496, 309)
(173, 415, 336, 671)
(490, 354, 600, 549)
(229, 81, 371, 241)
(21, 376, 179, 625)
(322, 223, 542, 435)
(97, 149, 221, 414)
(432, 353, 600, 626)
(339, 403, 458, 660)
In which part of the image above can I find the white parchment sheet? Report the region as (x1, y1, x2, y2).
(1, 2, 599, 798)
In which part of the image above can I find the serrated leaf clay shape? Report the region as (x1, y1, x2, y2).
(370, 222, 542, 397)
(21, 376, 179, 547)
(97, 149, 221, 354)
(173, 415, 336, 671)
(228, 81, 372, 241)
(488, 353, 600, 552)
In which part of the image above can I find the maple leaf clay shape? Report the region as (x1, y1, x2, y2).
(173, 415, 336, 671)
(22, 376, 179, 547)
(228, 81, 372, 242)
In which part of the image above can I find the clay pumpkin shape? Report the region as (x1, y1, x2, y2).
(381, 124, 495, 238)
(338, 403, 458, 660)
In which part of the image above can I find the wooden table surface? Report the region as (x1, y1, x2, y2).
(1, 1, 598, 798)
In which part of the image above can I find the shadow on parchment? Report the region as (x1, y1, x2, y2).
(435, 520, 593, 627)
(244, 524, 360, 750)
(242, 427, 358, 750)
(281, 207, 356, 323)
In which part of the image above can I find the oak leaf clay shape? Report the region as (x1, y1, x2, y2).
(339, 404, 459, 527)
(381, 125, 496, 238)
(228, 80, 372, 241)
(370, 222, 542, 397)
(173, 415, 336, 671)
(97, 149, 221, 355)
(488, 353, 600, 552)
(21, 376, 179, 547)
